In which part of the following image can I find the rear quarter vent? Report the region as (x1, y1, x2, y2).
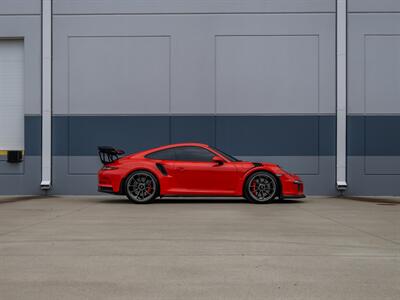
(156, 163, 168, 176)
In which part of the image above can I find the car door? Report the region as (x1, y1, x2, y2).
(171, 146, 238, 195)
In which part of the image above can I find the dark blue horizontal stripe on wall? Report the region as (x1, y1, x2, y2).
(66, 116, 171, 156)
(24, 115, 400, 157)
(24, 116, 41, 156)
(347, 116, 400, 156)
(49, 115, 336, 156)
(216, 116, 336, 156)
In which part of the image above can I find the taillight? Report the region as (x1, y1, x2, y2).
(102, 165, 118, 170)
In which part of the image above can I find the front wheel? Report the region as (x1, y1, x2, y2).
(125, 171, 159, 204)
(244, 171, 279, 204)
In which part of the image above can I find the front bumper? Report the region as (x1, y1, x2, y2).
(280, 176, 305, 199)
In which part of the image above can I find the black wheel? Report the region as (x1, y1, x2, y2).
(125, 171, 159, 204)
(244, 171, 279, 204)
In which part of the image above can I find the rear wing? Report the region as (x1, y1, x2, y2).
(97, 146, 125, 164)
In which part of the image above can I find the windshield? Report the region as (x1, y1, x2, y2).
(210, 147, 241, 162)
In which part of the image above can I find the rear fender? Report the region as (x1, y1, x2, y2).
(118, 162, 164, 194)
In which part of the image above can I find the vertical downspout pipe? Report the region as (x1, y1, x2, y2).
(41, 0, 52, 190)
(336, 0, 347, 192)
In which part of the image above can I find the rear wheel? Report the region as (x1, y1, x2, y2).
(125, 171, 159, 204)
(244, 171, 278, 204)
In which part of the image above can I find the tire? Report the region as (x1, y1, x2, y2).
(125, 170, 159, 204)
(244, 171, 279, 204)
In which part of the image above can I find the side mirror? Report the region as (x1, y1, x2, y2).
(212, 156, 224, 165)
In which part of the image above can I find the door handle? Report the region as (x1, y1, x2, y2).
(177, 166, 185, 171)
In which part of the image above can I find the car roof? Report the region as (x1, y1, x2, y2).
(164, 142, 209, 148)
(135, 142, 211, 157)
(154, 142, 210, 151)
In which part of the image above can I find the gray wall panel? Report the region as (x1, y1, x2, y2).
(216, 35, 319, 114)
(52, 156, 98, 195)
(349, 0, 400, 12)
(0, 160, 24, 175)
(348, 13, 400, 114)
(68, 36, 171, 114)
(53, 0, 335, 15)
(69, 156, 102, 175)
(53, 14, 335, 115)
(347, 156, 400, 196)
(365, 157, 400, 175)
(0, 156, 42, 195)
(0, 0, 40, 15)
(300, 156, 336, 195)
(365, 35, 400, 114)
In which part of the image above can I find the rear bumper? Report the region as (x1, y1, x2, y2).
(98, 168, 125, 193)
(98, 185, 115, 194)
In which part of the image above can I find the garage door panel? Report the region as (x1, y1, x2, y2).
(0, 40, 24, 151)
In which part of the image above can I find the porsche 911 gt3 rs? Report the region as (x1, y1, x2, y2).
(97, 143, 305, 204)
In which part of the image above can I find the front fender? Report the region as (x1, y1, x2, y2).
(239, 166, 283, 195)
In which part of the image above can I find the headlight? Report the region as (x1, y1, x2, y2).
(276, 166, 291, 177)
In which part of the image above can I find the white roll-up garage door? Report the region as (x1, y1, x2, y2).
(0, 40, 24, 151)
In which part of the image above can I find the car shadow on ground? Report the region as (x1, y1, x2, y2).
(342, 196, 400, 206)
(0, 195, 54, 205)
(98, 197, 305, 205)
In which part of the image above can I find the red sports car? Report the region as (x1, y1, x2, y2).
(97, 143, 304, 204)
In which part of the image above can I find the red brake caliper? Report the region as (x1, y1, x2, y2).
(146, 182, 153, 194)
(251, 180, 257, 196)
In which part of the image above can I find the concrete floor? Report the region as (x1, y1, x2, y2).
(0, 196, 398, 300)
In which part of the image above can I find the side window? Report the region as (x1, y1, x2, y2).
(145, 148, 176, 160)
(174, 146, 215, 162)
